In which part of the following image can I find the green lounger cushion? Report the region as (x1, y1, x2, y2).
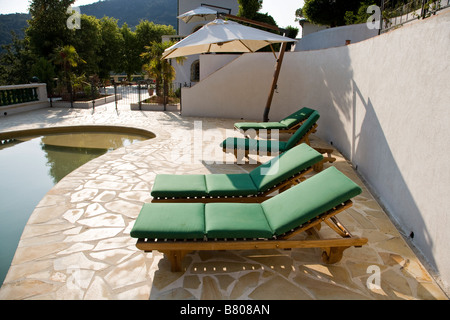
(220, 137, 287, 153)
(151, 174, 207, 198)
(279, 107, 315, 128)
(284, 110, 320, 150)
(262, 167, 362, 236)
(130, 203, 205, 239)
(234, 107, 316, 131)
(205, 174, 258, 196)
(249, 143, 323, 192)
(234, 121, 289, 131)
(205, 203, 273, 238)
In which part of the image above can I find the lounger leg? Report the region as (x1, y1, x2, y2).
(321, 246, 349, 264)
(163, 250, 190, 272)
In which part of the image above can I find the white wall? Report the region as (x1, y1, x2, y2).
(294, 22, 379, 51)
(200, 54, 240, 80)
(181, 10, 450, 291)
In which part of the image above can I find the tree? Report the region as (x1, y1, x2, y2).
(135, 20, 176, 52)
(0, 33, 37, 85)
(98, 17, 123, 80)
(27, 0, 75, 58)
(237, 0, 278, 32)
(344, 1, 382, 25)
(71, 14, 103, 76)
(297, 0, 363, 27)
(31, 57, 56, 93)
(238, 0, 263, 20)
(119, 23, 142, 81)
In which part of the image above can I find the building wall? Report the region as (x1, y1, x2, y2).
(181, 10, 450, 291)
(178, 0, 240, 36)
(173, 0, 240, 87)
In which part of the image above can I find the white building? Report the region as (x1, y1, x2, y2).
(162, 0, 240, 88)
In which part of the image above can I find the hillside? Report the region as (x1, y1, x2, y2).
(80, 0, 177, 28)
(0, 0, 178, 51)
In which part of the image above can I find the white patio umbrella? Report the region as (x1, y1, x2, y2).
(163, 19, 294, 59)
(162, 19, 296, 121)
(177, 6, 218, 23)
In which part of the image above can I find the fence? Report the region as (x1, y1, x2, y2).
(120, 80, 182, 112)
(381, 0, 450, 32)
(0, 86, 39, 106)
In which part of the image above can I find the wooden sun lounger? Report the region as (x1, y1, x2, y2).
(151, 143, 323, 203)
(132, 167, 368, 272)
(223, 110, 336, 167)
(234, 107, 316, 135)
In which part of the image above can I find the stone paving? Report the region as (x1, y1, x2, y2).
(0, 104, 447, 300)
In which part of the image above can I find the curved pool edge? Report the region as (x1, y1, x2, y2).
(0, 125, 156, 141)
(0, 124, 158, 288)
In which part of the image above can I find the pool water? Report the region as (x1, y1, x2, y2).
(0, 132, 149, 285)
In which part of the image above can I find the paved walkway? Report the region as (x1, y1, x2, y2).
(0, 104, 447, 300)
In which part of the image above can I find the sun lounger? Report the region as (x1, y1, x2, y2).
(234, 107, 316, 135)
(222, 110, 335, 167)
(131, 166, 368, 272)
(151, 143, 323, 203)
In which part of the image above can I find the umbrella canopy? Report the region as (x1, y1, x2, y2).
(162, 19, 296, 60)
(177, 6, 218, 23)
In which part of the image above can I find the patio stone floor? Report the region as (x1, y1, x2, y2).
(0, 104, 447, 300)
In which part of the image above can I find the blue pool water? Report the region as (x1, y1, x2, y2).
(0, 132, 149, 286)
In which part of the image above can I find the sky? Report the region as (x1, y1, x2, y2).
(0, 0, 304, 28)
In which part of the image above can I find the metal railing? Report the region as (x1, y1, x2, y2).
(381, 0, 450, 32)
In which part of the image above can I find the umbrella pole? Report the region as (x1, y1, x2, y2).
(263, 41, 287, 122)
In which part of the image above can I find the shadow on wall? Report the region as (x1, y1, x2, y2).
(305, 43, 436, 274)
(350, 80, 434, 264)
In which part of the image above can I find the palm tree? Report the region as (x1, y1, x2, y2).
(141, 41, 185, 99)
(51, 45, 86, 96)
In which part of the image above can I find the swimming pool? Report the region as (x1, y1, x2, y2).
(0, 127, 153, 285)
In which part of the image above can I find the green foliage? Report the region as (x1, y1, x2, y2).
(0, 13, 30, 53)
(1, 0, 179, 86)
(71, 14, 103, 76)
(238, 0, 263, 20)
(141, 41, 184, 97)
(237, 0, 279, 36)
(299, 0, 363, 27)
(119, 23, 142, 81)
(31, 57, 56, 92)
(135, 20, 176, 51)
(27, 0, 75, 57)
(344, 1, 383, 25)
(98, 16, 123, 79)
(0, 34, 37, 85)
